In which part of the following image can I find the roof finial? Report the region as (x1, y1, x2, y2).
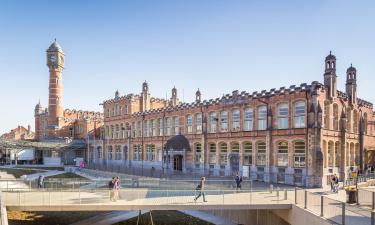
(329, 50, 332, 55)
(351, 63, 352, 67)
(54, 38, 57, 42)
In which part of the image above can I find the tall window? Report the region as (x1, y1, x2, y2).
(277, 103, 289, 129)
(166, 117, 172, 135)
(347, 109, 352, 132)
(209, 143, 217, 164)
(136, 121, 141, 137)
(324, 101, 330, 129)
(364, 113, 368, 134)
(258, 106, 267, 130)
(257, 142, 266, 165)
(152, 120, 157, 136)
(146, 145, 155, 161)
(294, 101, 305, 128)
(243, 142, 252, 165)
(277, 141, 288, 166)
(219, 143, 228, 165)
(159, 118, 164, 136)
(231, 142, 240, 153)
(244, 108, 253, 131)
(173, 117, 180, 134)
(294, 141, 305, 167)
(333, 104, 339, 131)
(144, 120, 149, 137)
(232, 109, 240, 131)
(97, 146, 103, 159)
(133, 145, 141, 161)
(195, 143, 202, 164)
(186, 115, 193, 133)
(115, 145, 122, 160)
(210, 112, 217, 133)
(220, 111, 228, 131)
(195, 113, 202, 133)
(107, 146, 113, 160)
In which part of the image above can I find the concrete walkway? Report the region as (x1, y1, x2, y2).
(70, 210, 149, 225)
(23, 170, 66, 181)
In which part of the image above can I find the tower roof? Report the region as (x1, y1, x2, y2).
(47, 39, 63, 53)
(325, 51, 336, 61)
(347, 64, 357, 73)
(35, 100, 42, 110)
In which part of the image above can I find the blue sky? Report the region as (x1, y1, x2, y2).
(0, 0, 374, 134)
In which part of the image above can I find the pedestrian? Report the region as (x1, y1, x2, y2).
(331, 174, 338, 193)
(37, 175, 44, 189)
(194, 177, 207, 202)
(109, 177, 115, 201)
(235, 173, 243, 191)
(334, 174, 339, 193)
(114, 176, 120, 201)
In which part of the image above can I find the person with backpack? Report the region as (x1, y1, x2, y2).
(194, 177, 207, 202)
(235, 173, 243, 191)
(109, 177, 115, 201)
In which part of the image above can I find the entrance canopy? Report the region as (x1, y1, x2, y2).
(165, 135, 191, 151)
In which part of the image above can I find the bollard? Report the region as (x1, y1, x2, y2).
(295, 187, 297, 204)
(276, 190, 279, 201)
(304, 190, 307, 209)
(342, 203, 346, 225)
(270, 184, 273, 193)
(320, 196, 324, 217)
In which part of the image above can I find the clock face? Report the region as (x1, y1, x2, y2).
(50, 55, 57, 63)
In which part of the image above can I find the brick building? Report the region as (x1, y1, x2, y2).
(91, 52, 375, 187)
(1, 125, 34, 140)
(33, 40, 103, 165)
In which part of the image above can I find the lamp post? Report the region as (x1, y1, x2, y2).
(141, 113, 145, 176)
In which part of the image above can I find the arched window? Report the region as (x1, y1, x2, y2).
(323, 140, 327, 168)
(220, 111, 228, 131)
(333, 104, 339, 131)
(232, 109, 241, 131)
(107, 145, 113, 160)
(277, 103, 289, 129)
(173, 116, 180, 135)
(277, 141, 288, 167)
(324, 101, 330, 129)
(186, 115, 193, 133)
(210, 112, 218, 133)
(195, 143, 202, 164)
(208, 143, 217, 164)
(115, 145, 122, 160)
(219, 142, 228, 165)
(244, 108, 253, 131)
(364, 113, 368, 134)
(231, 142, 240, 153)
(258, 106, 267, 130)
(355, 143, 360, 166)
(257, 142, 266, 165)
(243, 142, 253, 165)
(349, 143, 355, 166)
(294, 101, 306, 128)
(328, 141, 334, 167)
(294, 141, 305, 167)
(334, 142, 340, 167)
(133, 144, 141, 161)
(146, 144, 155, 161)
(353, 110, 358, 133)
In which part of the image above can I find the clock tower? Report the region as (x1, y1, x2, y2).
(46, 39, 65, 131)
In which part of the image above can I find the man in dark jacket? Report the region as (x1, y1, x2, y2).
(235, 173, 243, 191)
(194, 177, 207, 202)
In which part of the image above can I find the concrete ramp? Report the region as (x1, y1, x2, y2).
(180, 210, 237, 225)
(70, 210, 149, 225)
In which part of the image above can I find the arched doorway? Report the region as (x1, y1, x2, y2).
(165, 135, 191, 172)
(229, 154, 239, 175)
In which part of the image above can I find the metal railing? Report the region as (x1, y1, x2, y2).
(295, 188, 374, 225)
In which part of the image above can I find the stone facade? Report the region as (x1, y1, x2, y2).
(92, 52, 375, 187)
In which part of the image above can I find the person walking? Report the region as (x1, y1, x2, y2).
(114, 176, 120, 201)
(109, 177, 115, 201)
(235, 173, 243, 191)
(37, 175, 44, 189)
(194, 177, 207, 202)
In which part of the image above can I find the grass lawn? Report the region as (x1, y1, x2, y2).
(114, 211, 214, 225)
(0, 168, 46, 178)
(7, 211, 108, 225)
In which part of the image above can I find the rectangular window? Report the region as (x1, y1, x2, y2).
(232, 109, 240, 131)
(159, 118, 164, 136)
(210, 112, 217, 133)
(174, 117, 180, 135)
(195, 113, 202, 133)
(258, 106, 267, 130)
(244, 108, 253, 131)
(166, 118, 172, 135)
(152, 120, 157, 136)
(257, 142, 266, 165)
(294, 101, 306, 128)
(220, 111, 228, 131)
(186, 115, 193, 133)
(278, 104, 289, 129)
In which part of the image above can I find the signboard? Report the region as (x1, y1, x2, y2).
(351, 172, 358, 178)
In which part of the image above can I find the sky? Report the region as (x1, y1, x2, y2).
(0, 0, 375, 134)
